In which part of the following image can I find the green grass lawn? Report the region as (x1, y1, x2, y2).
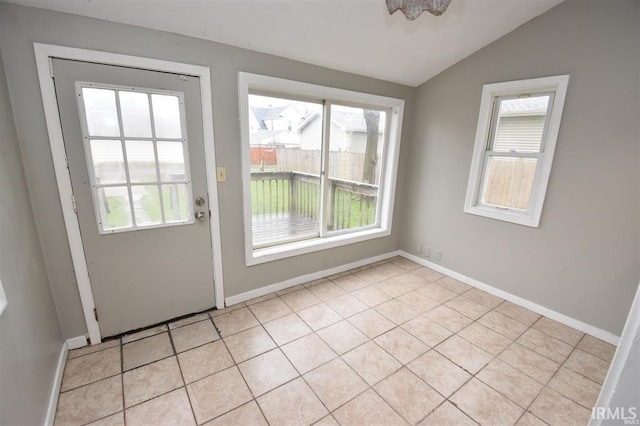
(103, 185, 188, 229)
(103, 197, 130, 229)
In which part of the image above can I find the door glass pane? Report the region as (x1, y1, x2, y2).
(248, 94, 322, 247)
(157, 141, 186, 182)
(82, 88, 120, 137)
(327, 104, 385, 231)
(492, 95, 550, 153)
(97, 186, 132, 231)
(80, 84, 195, 234)
(90, 139, 126, 184)
(481, 156, 538, 210)
(152, 94, 182, 139)
(131, 185, 163, 226)
(162, 184, 190, 222)
(126, 140, 157, 183)
(119, 91, 152, 137)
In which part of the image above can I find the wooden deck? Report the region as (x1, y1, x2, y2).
(252, 212, 318, 247)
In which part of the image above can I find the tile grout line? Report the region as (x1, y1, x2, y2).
(446, 302, 599, 424)
(216, 322, 273, 425)
(247, 285, 412, 423)
(284, 273, 463, 424)
(166, 321, 199, 425)
(276, 328, 338, 421)
(454, 316, 540, 425)
(346, 281, 557, 424)
(321, 270, 480, 422)
(513, 337, 584, 424)
(262, 265, 585, 423)
(445, 303, 553, 423)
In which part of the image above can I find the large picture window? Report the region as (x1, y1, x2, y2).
(239, 73, 404, 264)
(464, 75, 570, 227)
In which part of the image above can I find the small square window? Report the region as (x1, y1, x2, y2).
(464, 75, 570, 227)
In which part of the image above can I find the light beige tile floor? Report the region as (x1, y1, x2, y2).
(55, 257, 614, 426)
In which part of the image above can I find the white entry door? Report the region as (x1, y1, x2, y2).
(53, 59, 216, 337)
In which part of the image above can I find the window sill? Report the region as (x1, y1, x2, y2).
(464, 205, 540, 228)
(246, 227, 391, 266)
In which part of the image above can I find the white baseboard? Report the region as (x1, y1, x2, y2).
(225, 251, 401, 306)
(66, 335, 88, 350)
(399, 251, 620, 345)
(44, 341, 68, 426)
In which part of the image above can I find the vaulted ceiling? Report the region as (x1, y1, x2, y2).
(6, 0, 564, 86)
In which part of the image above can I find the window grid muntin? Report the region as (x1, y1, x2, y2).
(76, 82, 194, 234)
(146, 91, 166, 224)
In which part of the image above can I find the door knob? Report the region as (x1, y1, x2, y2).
(195, 211, 206, 222)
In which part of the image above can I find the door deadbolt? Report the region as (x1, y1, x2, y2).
(195, 196, 206, 207)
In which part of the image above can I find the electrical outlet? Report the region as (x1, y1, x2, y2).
(435, 250, 443, 261)
(422, 246, 431, 257)
(321, 255, 329, 268)
(416, 244, 422, 254)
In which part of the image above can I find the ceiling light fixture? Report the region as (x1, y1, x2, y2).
(386, 0, 453, 19)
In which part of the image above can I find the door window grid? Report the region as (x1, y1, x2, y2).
(76, 82, 194, 234)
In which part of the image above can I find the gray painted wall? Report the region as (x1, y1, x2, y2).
(401, 0, 640, 335)
(0, 51, 63, 425)
(0, 3, 414, 339)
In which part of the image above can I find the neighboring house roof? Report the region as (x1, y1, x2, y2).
(298, 110, 381, 133)
(297, 111, 319, 132)
(251, 105, 291, 130)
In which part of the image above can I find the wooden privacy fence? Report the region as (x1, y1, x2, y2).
(251, 171, 377, 230)
(251, 146, 380, 184)
(483, 157, 537, 210)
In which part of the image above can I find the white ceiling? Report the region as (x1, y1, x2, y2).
(6, 0, 564, 86)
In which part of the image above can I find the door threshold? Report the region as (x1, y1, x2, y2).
(104, 306, 219, 342)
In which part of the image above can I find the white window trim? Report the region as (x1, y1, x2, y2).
(238, 72, 404, 266)
(464, 75, 570, 227)
(0, 276, 7, 317)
